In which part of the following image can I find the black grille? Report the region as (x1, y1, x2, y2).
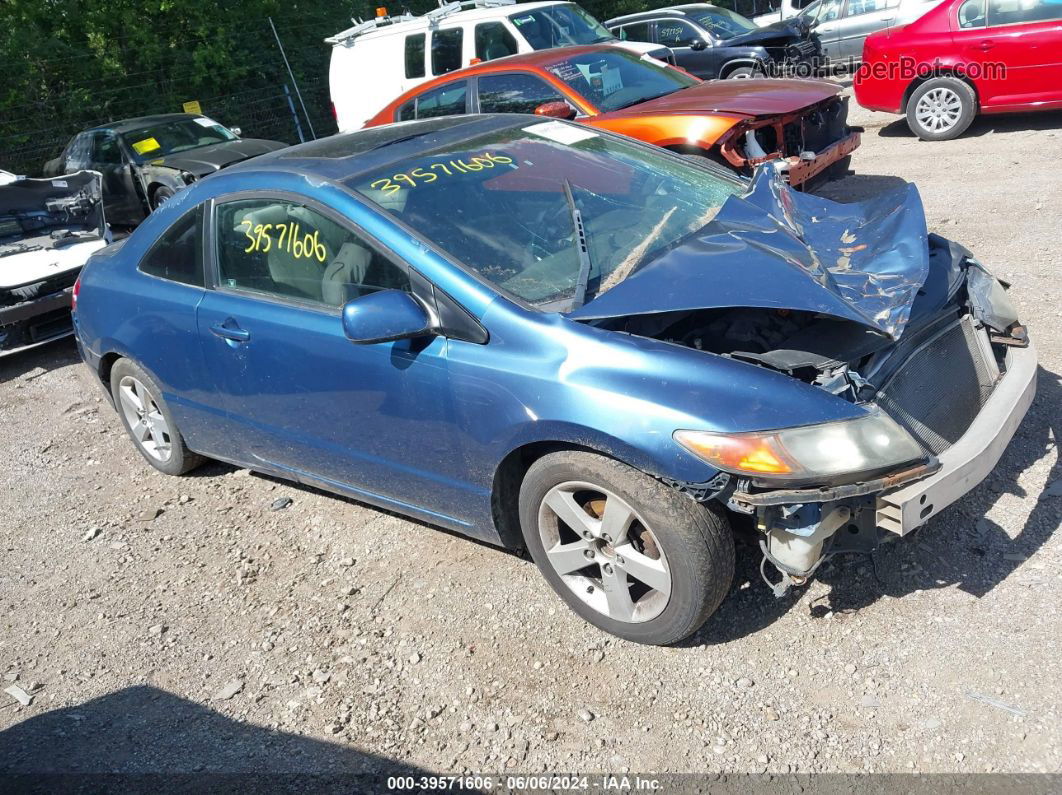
(876, 319, 998, 455)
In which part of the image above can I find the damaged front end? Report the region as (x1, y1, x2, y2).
(573, 167, 1035, 596)
(0, 171, 108, 356)
(718, 94, 862, 186)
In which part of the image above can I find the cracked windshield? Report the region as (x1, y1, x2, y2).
(354, 123, 740, 310)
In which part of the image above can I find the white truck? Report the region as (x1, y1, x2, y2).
(327, 0, 674, 132)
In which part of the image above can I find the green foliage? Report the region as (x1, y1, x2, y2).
(1, 0, 655, 174)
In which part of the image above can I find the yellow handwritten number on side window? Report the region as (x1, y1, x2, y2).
(239, 219, 327, 262)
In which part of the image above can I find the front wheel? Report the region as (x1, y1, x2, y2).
(519, 451, 735, 645)
(906, 78, 977, 141)
(726, 66, 759, 79)
(151, 185, 175, 210)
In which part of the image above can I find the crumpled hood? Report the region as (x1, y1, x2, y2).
(617, 79, 840, 118)
(570, 166, 930, 340)
(722, 18, 809, 46)
(145, 138, 286, 176)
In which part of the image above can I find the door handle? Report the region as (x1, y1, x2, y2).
(210, 321, 250, 343)
(978, 39, 994, 51)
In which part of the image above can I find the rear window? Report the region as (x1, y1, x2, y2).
(432, 28, 464, 75)
(544, 49, 697, 114)
(405, 33, 425, 79)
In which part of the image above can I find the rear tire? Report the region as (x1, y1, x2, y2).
(518, 451, 735, 645)
(906, 77, 976, 141)
(110, 358, 204, 476)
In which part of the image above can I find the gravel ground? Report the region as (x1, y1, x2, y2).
(1, 98, 1060, 780)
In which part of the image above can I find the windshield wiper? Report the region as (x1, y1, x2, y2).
(563, 180, 593, 310)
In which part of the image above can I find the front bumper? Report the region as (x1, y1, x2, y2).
(0, 286, 76, 357)
(773, 130, 861, 186)
(876, 341, 1038, 535)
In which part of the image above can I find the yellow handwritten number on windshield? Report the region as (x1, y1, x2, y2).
(370, 152, 513, 195)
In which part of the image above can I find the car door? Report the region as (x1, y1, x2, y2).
(88, 131, 145, 226)
(954, 0, 1062, 108)
(475, 71, 575, 116)
(835, 0, 902, 62)
(652, 18, 719, 77)
(196, 192, 475, 524)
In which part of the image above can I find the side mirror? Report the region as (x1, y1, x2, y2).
(230, 127, 242, 137)
(690, 38, 708, 50)
(341, 289, 434, 345)
(533, 101, 577, 120)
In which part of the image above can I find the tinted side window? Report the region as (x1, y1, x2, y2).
(139, 205, 204, 287)
(431, 28, 464, 75)
(655, 20, 701, 47)
(91, 133, 123, 164)
(397, 100, 416, 122)
(479, 73, 566, 114)
(415, 81, 468, 119)
(405, 33, 425, 79)
(618, 22, 651, 41)
(215, 199, 410, 307)
(987, 0, 1060, 24)
(475, 22, 518, 60)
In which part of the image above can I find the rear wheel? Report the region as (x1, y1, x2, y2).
(110, 358, 203, 475)
(906, 78, 976, 141)
(519, 451, 734, 645)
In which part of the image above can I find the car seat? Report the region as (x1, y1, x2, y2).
(237, 204, 328, 302)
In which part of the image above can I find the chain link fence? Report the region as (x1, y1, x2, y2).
(0, 76, 335, 177)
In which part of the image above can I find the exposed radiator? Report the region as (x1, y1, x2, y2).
(876, 316, 1000, 455)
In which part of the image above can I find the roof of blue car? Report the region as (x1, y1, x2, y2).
(227, 114, 531, 185)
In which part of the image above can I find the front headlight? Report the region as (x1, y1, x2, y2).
(673, 411, 924, 482)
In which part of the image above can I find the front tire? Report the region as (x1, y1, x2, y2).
(518, 451, 734, 645)
(906, 77, 976, 141)
(151, 185, 175, 210)
(726, 66, 758, 79)
(110, 358, 203, 475)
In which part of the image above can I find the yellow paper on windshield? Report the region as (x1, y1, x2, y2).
(132, 137, 161, 155)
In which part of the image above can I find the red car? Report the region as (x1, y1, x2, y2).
(854, 0, 1062, 140)
(365, 46, 861, 186)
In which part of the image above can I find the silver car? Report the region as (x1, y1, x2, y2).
(800, 0, 945, 65)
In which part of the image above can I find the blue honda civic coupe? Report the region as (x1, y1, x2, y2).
(73, 115, 1035, 644)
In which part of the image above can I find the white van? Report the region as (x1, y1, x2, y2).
(327, 0, 674, 132)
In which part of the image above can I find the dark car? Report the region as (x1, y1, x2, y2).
(73, 115, 1035, 645)
(43, 114, 287, 227)
(606, 3, 820, 78)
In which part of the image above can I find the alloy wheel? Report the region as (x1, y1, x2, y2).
(117, 375, 173, 462)
(537, 481, 671, 623)
(915, 87, 963, 133)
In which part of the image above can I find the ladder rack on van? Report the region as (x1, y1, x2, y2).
(325, 0, 516, 45)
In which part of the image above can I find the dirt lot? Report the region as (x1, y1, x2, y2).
(1, 99, 1060, 781)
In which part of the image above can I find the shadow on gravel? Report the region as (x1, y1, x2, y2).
(0, 684, 436, 792)
(876, 109, 1062, 139)
(690, 365, 1061, 646)
(0, 336, 80, 383)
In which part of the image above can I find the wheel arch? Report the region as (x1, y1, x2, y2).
(719, 58, 761, 79)
(901, 68, 979, 114)
(489, 429, 707, 551)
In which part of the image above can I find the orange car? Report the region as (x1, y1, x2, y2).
(364, 45, 860, 186)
